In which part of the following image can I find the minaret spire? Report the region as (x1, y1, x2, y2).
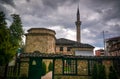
(75, 5, 81, 43)
(77, 5, 80, 21)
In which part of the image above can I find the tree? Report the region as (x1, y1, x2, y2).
(0, 11, 17, 79)
(92, 64, 98, 79)
(0, 11, 7, 65)
(92, 63, 106, 79)
(109, 66, 118, 79)
(10, 14, 24, 49)
(0, 12, 24, 78)
(0, 12, 16, 65)
(10, 14, 24, 73)
(0, 12, 7, 28)
(0, 13, 24, 65)
(98, 64, 106, 79)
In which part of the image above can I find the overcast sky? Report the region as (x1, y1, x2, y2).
(0, 0, 120, 49)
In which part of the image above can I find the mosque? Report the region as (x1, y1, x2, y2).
(25, 7, 94, 56)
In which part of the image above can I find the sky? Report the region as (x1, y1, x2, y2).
(0, 0, 120, 49)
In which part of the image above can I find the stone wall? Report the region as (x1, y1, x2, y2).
(77, 60, 88, 75)
(54, 76, 90, 79)
(53, 59, 90, 79)
(20, 58, 29, 77)
(19, 55, 119, 79)
(54, 59, 63, 74)
(53, 59, 115, 79)
(56, 46, 73, 55)
(25, 28, 56, 53)
(28, 28, 55, 35)
(56, 45, 94, 55)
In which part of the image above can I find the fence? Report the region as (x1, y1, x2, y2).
(0, 65, 20, 79)
(20, 53, 120, 79)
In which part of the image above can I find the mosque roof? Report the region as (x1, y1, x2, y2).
(56, 38, 94, 48)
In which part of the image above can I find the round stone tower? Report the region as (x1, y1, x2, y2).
(25, 28, 56, 53)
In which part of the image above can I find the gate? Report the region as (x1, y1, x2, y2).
(28, 57, 42, 79)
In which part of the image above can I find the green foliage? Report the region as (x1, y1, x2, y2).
(97, 64, 106, 79)
(0, 12, 24, 65)
(48, 62, 53, 71)
(92, 64, 98, 79)
(92, 64, 106, 79)
(41, 62, 46, 76)
(108, 66, 118, 79)
(0, 12, 16, 65)
(10, 14, 24, 47)
(0, 12, 7, 27)
(0, 12, 7, 45)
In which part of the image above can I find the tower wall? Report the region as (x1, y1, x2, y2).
(25, 28, 56, 53)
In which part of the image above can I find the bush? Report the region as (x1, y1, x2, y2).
(92, 64, 106, 79)
(41, 62, 46, 76)
(48, 62, 53, 71)
(108, 66, 118, 79)
(98, 64, 106, 79)
(92, 64, 98, 79)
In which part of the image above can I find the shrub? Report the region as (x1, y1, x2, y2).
(92, 64, 106, 79)
(92, 64, 98, 79)
(48, 62, 53, 71)
(98, 64, 106, 79)
(108, 66, 118, 79)
(41, 62, 46, 76)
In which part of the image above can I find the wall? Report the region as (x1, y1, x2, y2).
(19, 58, 29, 77)
(54, 59, 90, 79)
(19, 54, 120, 79)
(75, 50, 93, 56)
(53, 58, 115, 79)
(55, 46, 73, 55)
(25, 28, 56, 53)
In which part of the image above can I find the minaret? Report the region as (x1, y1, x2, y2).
(75, 6, 81, 43)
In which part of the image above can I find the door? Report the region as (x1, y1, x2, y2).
(28, 57, 42, 79)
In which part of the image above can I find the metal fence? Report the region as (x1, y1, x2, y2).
(0, 65, 20, 79)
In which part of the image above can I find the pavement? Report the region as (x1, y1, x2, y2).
(41, 71, 52, 79)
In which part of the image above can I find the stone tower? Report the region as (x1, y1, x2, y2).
(75, 7, 81, 43)
(25, 28, 56, 53)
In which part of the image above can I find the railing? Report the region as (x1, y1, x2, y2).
(0, 65, 20, 79)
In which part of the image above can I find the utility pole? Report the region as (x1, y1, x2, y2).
(103, 31, 107, 56)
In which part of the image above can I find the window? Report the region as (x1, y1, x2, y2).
(63, 59, 77, 75)
(67, 47, 71, 51)
(60, 47, 63, 51)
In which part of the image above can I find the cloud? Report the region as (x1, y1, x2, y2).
(0, 0, 15, 6)
(0, 0, 15, 14)
(0, 0, 120, 48)
(48, 26, 76, 40)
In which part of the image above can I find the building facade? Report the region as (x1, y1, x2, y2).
(106, 36, 120, 56)
(56, 38, 94, 56)
(95, 49, 105, 56)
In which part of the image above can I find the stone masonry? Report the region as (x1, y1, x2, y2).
(25, 28, 56, 53)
